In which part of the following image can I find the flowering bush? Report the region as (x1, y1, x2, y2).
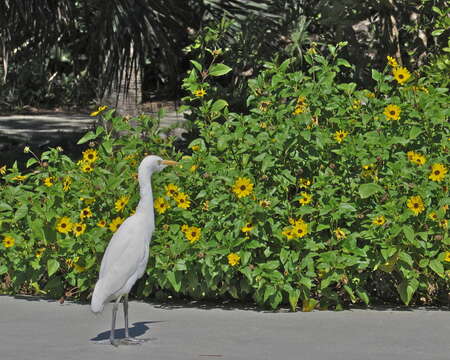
(1, 44, 449, 310)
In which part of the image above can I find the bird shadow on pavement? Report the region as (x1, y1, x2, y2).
(90, 321, 164, 342)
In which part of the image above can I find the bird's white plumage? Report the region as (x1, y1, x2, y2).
(91, 155, 167, 314)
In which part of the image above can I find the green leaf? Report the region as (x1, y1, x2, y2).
(288, 289, 300, 311)
(209, 63, 232, 77)
(190, 60, 203, 72)
(26, 158, 39, 168)
(337, 58, 352, 68)
(0, 202, 13, 212)
(47, 259, 60, 277)
(371, 69, 384, 82)
(356, 288, 370, 305)
(211, 99, 228, 113)
(263, 285, 276, 302)
(166, 271, 181, 292)
(77, 131, 98, 145)
(397, 278, 418, 305)
(358, 183, 384, 198)
(431, 29, 445, 37)
(14, 204, 28, 222)
(0, 264, 8, 275)
(402, 225, 415, 244)
(270, 291, 283, 309)
(429, 259, 444, 277)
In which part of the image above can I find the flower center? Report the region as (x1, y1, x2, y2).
(61, 223, 67, 228)
(435, 170, 440, 175)
(414, 203, 419, 208)
(191, 232, 197, 237)
(240, 185, 246, 191)
(390, 111, 396, 115)
(399, 74, 404, 79)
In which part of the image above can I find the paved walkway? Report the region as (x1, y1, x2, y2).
(0, 295, 448, 360)
(0, 110, 186, 142)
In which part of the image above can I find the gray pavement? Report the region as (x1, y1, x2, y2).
(0, 111, 186, 142)
(0, 295, 448, 360)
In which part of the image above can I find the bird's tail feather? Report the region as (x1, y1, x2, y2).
(91, 281, 106, 313)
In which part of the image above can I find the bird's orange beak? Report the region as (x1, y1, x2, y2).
(161, 160, 178, 166)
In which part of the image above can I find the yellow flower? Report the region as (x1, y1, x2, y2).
(97, 219, 106, 228)
(387, 56, 398, 67)
(227, 253, 240, 266)
(175, 192, 191, 209)
(74, 263, 86, 273)
(43, 177, 55, 187)
(73, 223, 86, 237)
(299, 178, 311, 188)
(0, 165, 7, 175)
(352, 99, 361, 109)
(185, 226, 201, 243)
(56, 217, 72, 234)
(35, 248, 45, 258)
(429, 163, 447, 182)
(90, 105, 108, 117)
(298, 192, 312, 205)
(428, 212, 438, 221)
(293, 104, 307, 115)
(292, 221, 308, 238)
(181, 224, 189, 233)
(392, 67, 411, 85)
(384, 104, 401, 120)
(407, 196, 425, 216)
(241, 223, 253, 233)
(438, 219, 448, 229)
(11, 175, 27, 181)
(232, 177, 254, 198)
(190, 164, 198, 172)
(63, 177, 72, 191)
(165, 183, 179, 198)
(190, 145, 200, 151)
(407, 152, 426, 166)
(334, 228, 346, 239)
(80, 207, 93, 219)
(82, 149, 98, 163)
(23, 146, 30, 153)
(372, 216, 386, 226)
(154, 197, 170, 214)
(334, 130, 349, 143)
(3, 236, 15, 248)
(202, 200, 209, 211)
(282, 228, 295, 240)
(115, 196, 129, 212)
(193, 89, 206, 97)
(444, 251, 450, 262)
(109, 217, 124, 232)
(259, 101, 271, 112)
(80, 161, 94, 173)
(259, 199, 271, 208)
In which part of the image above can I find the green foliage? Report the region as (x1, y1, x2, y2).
(1, 45, 449, 310)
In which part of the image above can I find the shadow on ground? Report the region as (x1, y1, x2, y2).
(90, 321, 163, 341)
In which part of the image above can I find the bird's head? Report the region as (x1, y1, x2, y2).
(139, 155, 178, 174)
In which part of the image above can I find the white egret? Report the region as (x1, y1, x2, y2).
(91, 155, 177, 346)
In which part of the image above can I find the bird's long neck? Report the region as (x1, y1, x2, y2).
(136, 167, 155, 217)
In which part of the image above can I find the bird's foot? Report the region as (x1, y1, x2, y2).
(119, 337, 152, 345)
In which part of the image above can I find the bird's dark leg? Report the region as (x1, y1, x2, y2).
(123, 294, 130, 338)
(110, 297, 121, 347)
(119, 294, 149, 345)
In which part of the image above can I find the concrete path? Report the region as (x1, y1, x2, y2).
(0, 295, 448, 360)
(0, 111, 186, 142)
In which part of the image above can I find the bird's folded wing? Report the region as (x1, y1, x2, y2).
(97, 216, 151, 296)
